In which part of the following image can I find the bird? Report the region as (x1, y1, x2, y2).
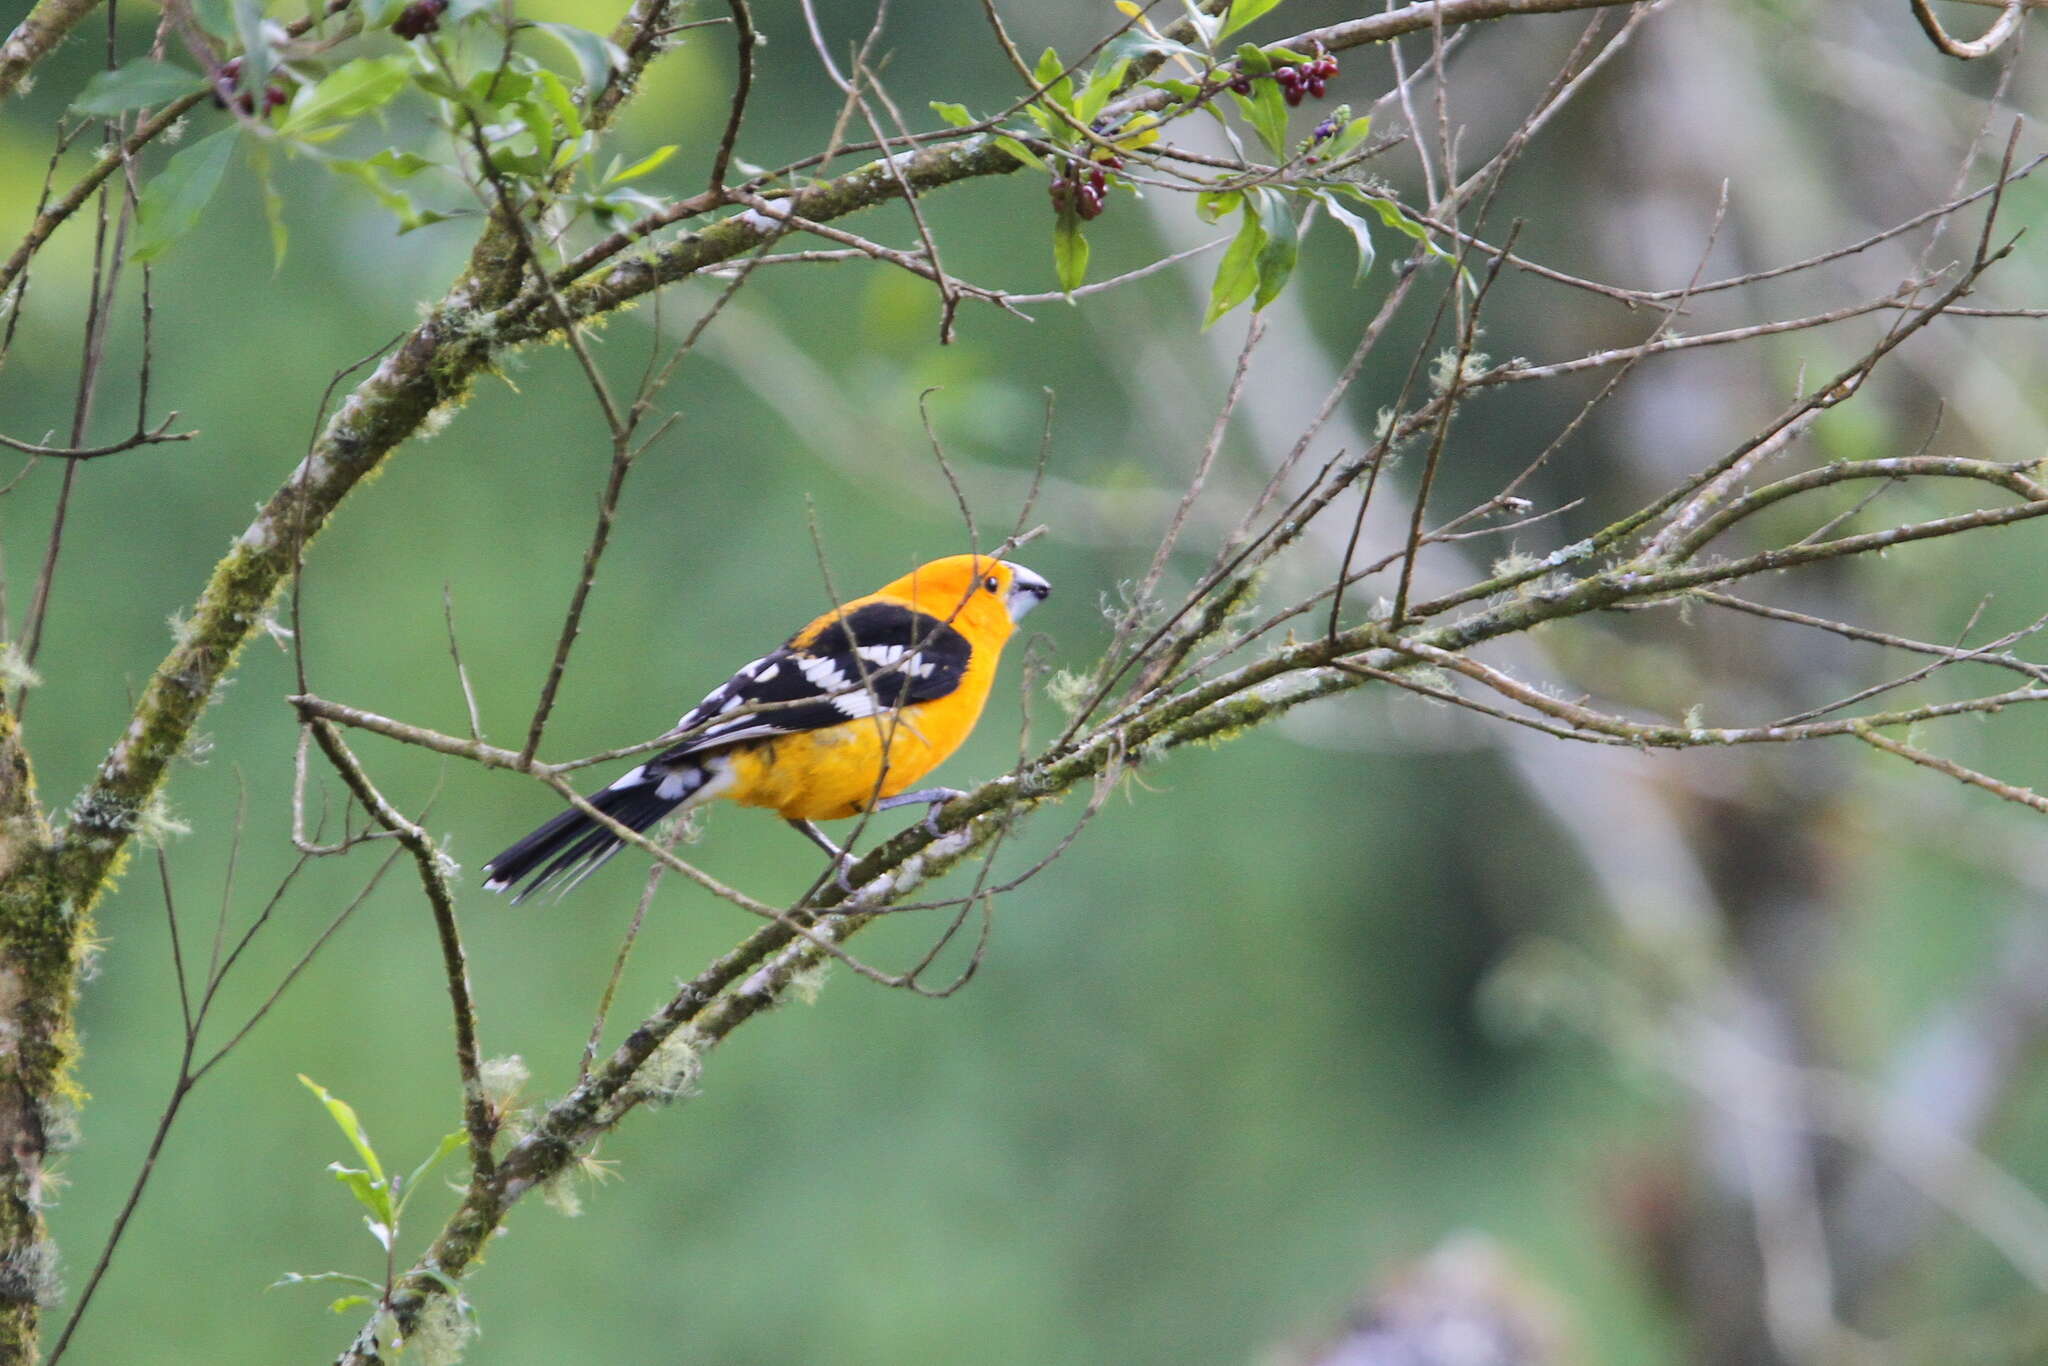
(482, 554, 1052, 902)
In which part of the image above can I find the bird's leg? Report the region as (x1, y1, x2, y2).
(871, 787, 967, 835)
(787, 818, 860, 893)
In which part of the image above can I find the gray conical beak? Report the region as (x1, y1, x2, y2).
(1003, 562, 1050, 621)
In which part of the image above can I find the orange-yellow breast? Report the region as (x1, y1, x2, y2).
(718, 580, 1013, 821)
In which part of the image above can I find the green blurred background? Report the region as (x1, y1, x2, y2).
(5, 0, 2048, 1361)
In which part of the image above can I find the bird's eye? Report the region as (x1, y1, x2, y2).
(983, 575, 1001, 592)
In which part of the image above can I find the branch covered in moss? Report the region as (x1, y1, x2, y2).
(0, 0, 102, 101)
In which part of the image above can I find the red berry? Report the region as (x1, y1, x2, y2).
(1049, 177, 1072, 210)
(1306, 75, 1326, 98)
(1089, 167, 1107, 194)
(1274, 65, 1300, 88)
(1316, 56, 1340, 79)
(1229, 74, 1252, 96)
(1075, 186, 1105, 220)
(1283, 84, 1305, 106)
(263, 83, 288, 110)
(392, 0, 447, 39)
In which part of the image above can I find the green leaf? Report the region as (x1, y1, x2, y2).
(1103, 31, 1204, 66)
(279, 55, 410, 135)
(131, 129, 239, 264)
(1233, 41, 1273, 75)
(271, 1270, 383, 1294)
(991, 134, 1049, 173)
(532, 22, 627, 95)
(1221, 0, 1286, 38)
(410, 68, 463, 102)
(605, 143, 677, 185)
(366, 147, 434, 177)
(1053, 207, 1089, 295)
(1034, 46, 1065, 90)
(1144, 78, 1202, 102)
(1203, 195, 1266, 329)
(929, 101, 974, 128)
(299, 1075, 387, 1186)
(1074, 56, 1130, 125)
(329, 1164, 394, 1229)
(396, 1131, 468, 1218)
(1229, 90, 1289, 162)
(1023, 102, 1065, 144)
(328, 156, 426, 227)
(1195, 188, 1240, 224)
(1229, 47, 1288, 158)
(464, 67, 533, 108)
(516, 95, 559, 166)
(1320, 193, 1378, 282)
(1335, 187, 1450, 256)
(533, 68, 583, 138)
(396, 209, 456, 234)
(71, 60, 204, 115)
(1252, 190, 1297, 310)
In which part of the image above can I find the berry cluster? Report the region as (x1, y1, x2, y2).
(209, 58, 288, 115)
(391, 0, 448, 40)
(1049, 154, 1122, 221)
(1224, 46, 1341, 107)
(1273, 49, 1340, 106)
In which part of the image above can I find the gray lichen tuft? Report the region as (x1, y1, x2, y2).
(405, 1289, 473, 1366)
(0, 1239, 59, 1308)
(622, 1022, 704, 1109)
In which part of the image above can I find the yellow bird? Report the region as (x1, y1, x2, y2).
(482, 554, 1051, 901)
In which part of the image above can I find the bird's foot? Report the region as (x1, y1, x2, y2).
(872, 787, 968, 835)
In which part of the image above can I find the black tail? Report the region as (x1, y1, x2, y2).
(481, 773, 687, 903)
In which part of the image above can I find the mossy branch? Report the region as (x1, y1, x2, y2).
(0, 0, 102, 102)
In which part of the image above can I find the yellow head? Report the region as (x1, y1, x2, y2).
(874, 555, 1051, 644)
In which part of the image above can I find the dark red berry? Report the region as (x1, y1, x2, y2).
(1049, 177, 1072, 210)
(1283, 84, 1305, 106)
(263, 83, 288, 110)
(1075, 186, 1105, 220)
(1096, 154, 1124, 171)
(1315, 56, 1340, 79)
(1228, 74, 1252, 96)
(1273, 65, 1300, 88)
(1306, 75, 1326, 98)
(392, 0, 447, 39)
(209, 59, 240, 110)
(1088, 167, 1107, 195)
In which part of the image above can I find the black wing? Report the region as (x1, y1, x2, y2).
(657, 601, 972, 760)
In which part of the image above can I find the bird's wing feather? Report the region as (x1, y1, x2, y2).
(656, 601, 972, 760)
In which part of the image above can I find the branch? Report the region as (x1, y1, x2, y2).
(304, 720, 496, 1176)
(0, 0, 102, 101)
